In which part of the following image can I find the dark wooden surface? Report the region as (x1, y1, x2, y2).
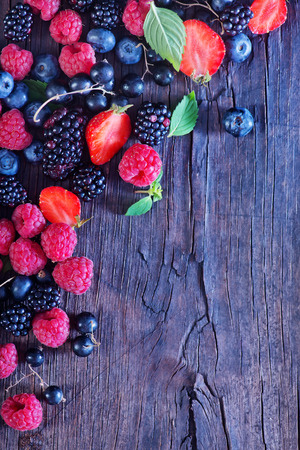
(0, 1, 299, 449)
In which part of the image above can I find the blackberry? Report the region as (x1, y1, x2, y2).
(3, 3, 33, 43)
(72, 165, 106, 202)
(0, 302, 32, 336)
(43, 108, 88, 180)
(220, 4, 254, 36)
(0, 176, 27, 207)
(67, 0, 94, 13)
(26, 284, 61, 313)
(91, 0, 123, 30)
(134, 102, 171, 146)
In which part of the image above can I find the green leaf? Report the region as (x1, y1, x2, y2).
(125, 197, 153, 216)
(155, 169, 163, 183)
(23, 79, 61, 111)
(143, 3, 186, 72)
(168, 91, 198, 137)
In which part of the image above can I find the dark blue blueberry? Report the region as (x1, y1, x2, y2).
(85, 91, 108, 113)
(3, 82, 29, 109)
(111, 95, 129, 108)
(69, 74, 93, 96)
(152, 64, 174, 86)
(120, 73, 144, 98)
(10, 275, 33, 301)
(169, 4, 185, 19)
(0, 150, 20, 176)
(74, 312, 98, 334)
(34, 269, 54, 285)
(147, 49, 163, 64)
(223, 107, 254, 137)
(103, 78, 115, 92)
(0, 71, 14, 99)
(195, 8, 214, 23)
(211, 0, 235, 12)
(31, 54, 60, 83)
(45, 81, 72, 104)
(115, 37, 142, 65)
(87, 28, 116, 53)
(90, 61, 114, 85)
(23, 140, 44, 164)
(72, 335, 94, 357)
(43, 386, 63, 405)
(0, 285, 9, 302)
(155, 0, 173, 6)
(225, 33, 252, 63)
(24, 102, 51, 127)
(25, 347, 44, 367)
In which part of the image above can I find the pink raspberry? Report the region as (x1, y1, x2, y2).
(122, 0, 152, 36)
(0, 110, 33, 151)
(9, 238, 47, 276)
(53, 257, 93, 295)
(32, 307, 70, 348)
(0, 260, 3, 272)
(0, 344, 18, 380)
(58, 43, 96, 78)
(12, 204, 46, 239)
(0, 219, 15, 255)
(0, 44, 33, 81)
(1, 393, 43, 431)
(0, 101, 2, 116)
(41, 223, 77, 262)
(50, 10, 82, 45)
(118, 143, 162, 187)
(24, 0, 60, 21)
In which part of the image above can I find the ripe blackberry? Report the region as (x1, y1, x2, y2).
(67, 0, 94, 13)
(134, 102, 171, 146)
(220, 4, 254, 36)
(72, 165, 106, 202)
(0, 302, 32, 336)
(43, 108, 88, 180)
(26, 284, 61, 313)
(0, 176, 27, 207)
(3, 3, 33, 43)
(91, 0, 123, 30)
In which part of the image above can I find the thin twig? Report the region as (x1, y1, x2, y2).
(137, 43, 154, 80)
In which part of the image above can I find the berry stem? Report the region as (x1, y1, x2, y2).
(0, 276, 15, 288)
(173, 0, 220, 19)
(137, 43, 154, 80)
(5, 372, 34, 393)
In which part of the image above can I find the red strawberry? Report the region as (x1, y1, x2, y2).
(248, 0, 287, 34)
(180, 20, 225, 83)
(86, 106, 132, 165)
(39, 187, 81, 227)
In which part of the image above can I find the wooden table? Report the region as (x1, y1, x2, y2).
(0, 1, 299, 449)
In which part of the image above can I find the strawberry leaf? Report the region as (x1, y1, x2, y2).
(125, 196, 153, 216)
(143, 3, 186, 72)
(168, 91, 198, 137)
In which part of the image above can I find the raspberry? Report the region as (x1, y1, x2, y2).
(53, 257, 93, 295)
(50, 10, 82, 45)
(0, 219, 15, 255)
(32, 307, 70, 347)
(0, 110, 32, 151)
(118, 144, 162, 187)
(58, 43, 96, 78)
(122, 0, 152, 36)
(24, 0, 60, 21)
(0, 344, 18, 379)
(0, 44, 33, 81)
(0, 260, 3, 272)
(9, 238, 47, 276)
(41, 223, 77, 262)
(12, 204, 46, 239)
(1, 393, 43, 431)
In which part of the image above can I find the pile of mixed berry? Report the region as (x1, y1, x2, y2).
(0, 0, 288, 433)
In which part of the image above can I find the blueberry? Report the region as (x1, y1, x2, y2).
(147, 49, 163, 64)
(0, 285, 9, 302)
(211, 0, 235, 12)
(222, 107, 254, 137)
(90, 61, 114, 85)
(31, 54, 60, 83)
(23, 140, 44, 164)
(169, 5, 185, 19)
(87, 28, 116, 53)
(3, 82, 29, 109)
(10, 275, 33, 300)
(103, 78, 115, 92)
(120, 73, 144, 98)
(0, 150, 20, 176)
(25, 347, 44, 367)
(0, 71, 14, 99)
(152, 64, 174, 86)
(74, 312, 98, 334)
(34, 269, 54, 285)
(69, 74, 93, 96)
(85, 91, 108, 113)
(72, 335, 94, 357)
(115, 37, 142, 65)
(24, 101, 51, 127)
(225, 33, 252, 63)
(111, 95, 129, 108)
(46, 81, 72, 104)
(43, 386, 63, 405)
(155, 0, 173, 6)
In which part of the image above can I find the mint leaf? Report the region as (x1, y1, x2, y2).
(125, 197, 153, 216)
(155, 169, 163, 183)
(143, 3, 186, 72)
(168, 91, 199, 137)
(23, 79, 61, 111)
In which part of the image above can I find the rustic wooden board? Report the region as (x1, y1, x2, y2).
(0, 1, 299, 449)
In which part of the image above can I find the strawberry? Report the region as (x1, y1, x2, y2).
(180, 20, 225, 84)
(39, 187, 81, 227)
(86, 105, 132, 165)
(248, 0, 287, 34)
